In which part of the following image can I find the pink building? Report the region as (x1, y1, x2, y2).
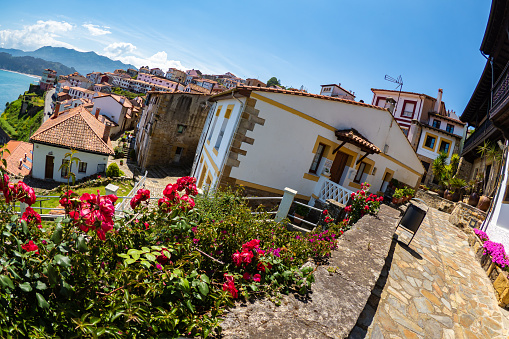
(39, 69, 57, 91)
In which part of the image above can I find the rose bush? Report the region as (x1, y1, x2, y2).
(343, 182, 383, 227)
(0, 174, 348, 337)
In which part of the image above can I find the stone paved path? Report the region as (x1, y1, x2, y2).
(365, 208, 509, 339)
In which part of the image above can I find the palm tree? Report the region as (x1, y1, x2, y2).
(477, 140, 503, 196)
(432, 152, 448, 188)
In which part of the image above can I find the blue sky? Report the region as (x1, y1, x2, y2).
(0, 0, 491, 115)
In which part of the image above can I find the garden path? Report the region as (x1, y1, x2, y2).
(364, 208, 509, 339)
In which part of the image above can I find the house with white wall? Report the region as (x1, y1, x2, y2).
(319, 84, 355, 100)
(30, 106, 114, 182)
(91, 94, 134, 136)
(191, 86, 424, 204)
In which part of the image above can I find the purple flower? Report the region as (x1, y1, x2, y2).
(193, 238, 200, 245)
(156, 264, 163, 270)
(474, 229, 489, 241)
(192, 227, 197, 233)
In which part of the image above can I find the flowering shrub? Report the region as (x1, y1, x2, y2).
(474, 228, 489, 242)
(344, 182, 383, 226)
(483, 241, 509, 268)
(0, 174, 350, 338)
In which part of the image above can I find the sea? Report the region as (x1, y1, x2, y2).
(0, 69, 41, 114)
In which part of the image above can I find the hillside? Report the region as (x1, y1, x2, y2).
(0, 52, 76, 76)
(0, 46, 136, 75)
(0, 92, 44, 141)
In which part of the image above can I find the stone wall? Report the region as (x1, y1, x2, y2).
(219, 204, 400, 338)
(448, 202, 486, 229)
(415, 189, 456, 213)
(139, 92, 211, 169)
(456, 157, 473, 182)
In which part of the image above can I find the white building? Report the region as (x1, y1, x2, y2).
(30, 106, 114, 182)
(191, 86, 424, 204)
(319, 84, 355, 100)
(68, 87, 95, 100)
(91, 94, 134, 136)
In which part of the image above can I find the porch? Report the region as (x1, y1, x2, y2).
(309, 175, 354, 206)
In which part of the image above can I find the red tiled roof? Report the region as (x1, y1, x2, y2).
(2, 141, 33, 176)
(335, 128, 381, 154)
(210, 86, 388, 111)
(30, 106, 114, 155)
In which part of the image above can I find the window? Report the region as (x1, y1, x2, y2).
(375, 97, 387, 108)
(78, 162, 87, 173)
(309, 143, 326, 174)
(380, 171, 391, 192)
(439, 140, 451, 155)
(215, 119, 229, 150)
(401, 100, 417, 118)
(401, 128, 409, 136)
(354, 162, 366, 183)
(446, 124, 454, 133)
(432, 120, 441, 128)
(424, 135, 436, 150)
(207, 106, 222, 142)
(61, 159, 69, 178)
(177, 124, 186, 134)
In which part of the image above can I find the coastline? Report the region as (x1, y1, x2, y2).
(0, 69, 41, 79)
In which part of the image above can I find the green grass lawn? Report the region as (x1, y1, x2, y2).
(32, 181, 135, 212)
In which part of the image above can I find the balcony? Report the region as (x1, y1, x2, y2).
(462, 118, 497, 157)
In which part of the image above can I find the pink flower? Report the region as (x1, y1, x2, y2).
(253, 274, 261, 282)
(222, 274, 238, 298)
(243, 272, 251, 280)
(322, 209, 328, 215)
(242, 239, 260, 251)
(21, 206, 42, 228)
(232, 251, 242, 267)
(240, 250, 254, 264)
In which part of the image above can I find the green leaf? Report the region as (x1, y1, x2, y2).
(180, 278, 190, 292)
(117, 253, 130, 259)
(127, 249, 142, 256)
(50, 225, 63, 244)
(125, 258, 136, 265)
(250, 284, 258, 291)
(35, 280, 47, 290)
(46, 265, 58, 285)
(198, 281, 209, 296)
(140, 260, 152, 269)
(0, 275, 14, 289)
(77, 236, 88, 253)
(54, 254, 71, 267)
(19, 282, 32, 292)
(36, 292, 49, 309)
(143, 253, 156, 261)
(141, 247, 150, 252)
(200, 274, 210, 283)
(2, 231, 12, 237)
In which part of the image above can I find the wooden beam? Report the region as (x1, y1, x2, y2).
(332, 141, 347, 154)
(356, 152, 370, 165)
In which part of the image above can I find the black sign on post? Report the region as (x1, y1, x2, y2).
(396, 199, 428, 246)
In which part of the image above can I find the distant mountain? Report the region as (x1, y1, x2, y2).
(0, 52, 76, 77)
(0, 46, 136, 75)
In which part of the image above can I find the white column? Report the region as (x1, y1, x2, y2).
(275, 187, 297, 222)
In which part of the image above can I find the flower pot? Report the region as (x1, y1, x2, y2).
(444, 190, 454, 201)
(468, 192, 480, 207)
(294, 213, 304, 225)
(438, 188, 445, 197)
(452, 191, 461, 202)
(406, 195, 412, 202)
(477, 195, 491, 212)
(392, 197, 398, 204)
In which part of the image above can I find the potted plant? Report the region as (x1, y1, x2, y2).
(449, 177, 466, 202)
(432, 152, 448, 197)
(392, 189, 403, 204)
(120, 159, 124, 166)
(405, 187, 415, 201)
(476, 141, 503, 211)
(293, 204, 310, 225)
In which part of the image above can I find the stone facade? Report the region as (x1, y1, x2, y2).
(448, 202, 486, 229)
(136, 92, 210, 169)
(416, 154, 434, 185)
(415, 189, 456, 213)
(455, 157, 473, 182)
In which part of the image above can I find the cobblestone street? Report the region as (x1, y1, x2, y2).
(365, 209, 509, 338)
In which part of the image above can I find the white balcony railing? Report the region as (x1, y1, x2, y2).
(311, 176, 353, 205)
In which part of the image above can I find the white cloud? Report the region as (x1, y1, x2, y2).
(103, 42, 136, 58)
(0, 20, 75, 51)
(82, 24, 111, 36)
(102, 45, 186, 71)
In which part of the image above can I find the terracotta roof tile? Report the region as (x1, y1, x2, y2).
(335, 128, 381, 154)
(211, 86, 388, 111)
(30, 106, 114, 155)
(2, 141, 33, 176)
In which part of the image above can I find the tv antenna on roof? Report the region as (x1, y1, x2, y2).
(384, 74, 403, 114)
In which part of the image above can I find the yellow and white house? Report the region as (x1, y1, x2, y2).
(191, 86, 425, 204)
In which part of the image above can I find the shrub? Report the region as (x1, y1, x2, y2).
(344, 182, 383, 226)
(106, 162, 122, 177)
(114, 146, 123, 159)
(0, 176, 351, 337)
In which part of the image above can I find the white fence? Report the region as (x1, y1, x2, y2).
(311, 176, 353, 205)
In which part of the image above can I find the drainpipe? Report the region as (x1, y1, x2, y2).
(217, 91, 245, 187)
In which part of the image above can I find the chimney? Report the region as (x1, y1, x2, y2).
(385, 97, 396, 114)
(53, 103, 61, 118)
(103, 123, 111, 142)
(434, 88, 443, 113)
(95, 108, 101, 119)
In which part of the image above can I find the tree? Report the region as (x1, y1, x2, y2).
(266, 77, 281, 87)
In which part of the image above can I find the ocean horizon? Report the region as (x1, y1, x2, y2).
(0, 69, 40, 114)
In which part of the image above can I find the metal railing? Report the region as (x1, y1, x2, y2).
(116, 170, 148, 214)
(462, 118, 495, 155)
(492, 60, 509, 112)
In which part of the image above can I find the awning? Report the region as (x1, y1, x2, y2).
(335, 128, 381, 154)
